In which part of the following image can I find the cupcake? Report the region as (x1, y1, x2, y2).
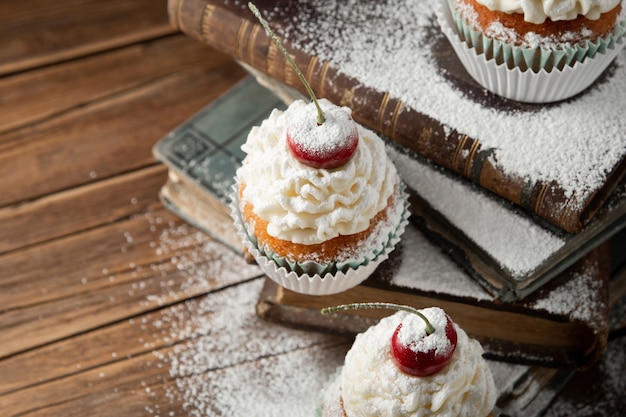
(319, 303, 496, 417)
(232, 98, 408, 296)
(438, 0, 626, 102)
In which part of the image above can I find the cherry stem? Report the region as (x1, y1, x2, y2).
(321, 302, 436, 335)
(248, 2, 325, 125)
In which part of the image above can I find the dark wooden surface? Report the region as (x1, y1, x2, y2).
(0, 1, 623, 416)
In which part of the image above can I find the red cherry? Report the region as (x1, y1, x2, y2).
(286, 100, 359, 169)
(247, 5, 357, 169)
(390, 315, 458, 377)
(287, 130, 358, 169)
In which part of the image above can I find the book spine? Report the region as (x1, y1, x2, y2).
(167, 0, 612, 233)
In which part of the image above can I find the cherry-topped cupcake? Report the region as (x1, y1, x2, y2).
(319, 303, 496, 417)
(231, 3, 408, 295)
(232, 98, 407, 295)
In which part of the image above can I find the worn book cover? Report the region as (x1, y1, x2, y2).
(167, 0, 626, 234)
(153, 76, 286, 252)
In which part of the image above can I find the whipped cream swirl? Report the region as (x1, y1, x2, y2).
(341, 310, 496, 417)
(477, 0, 620, 23)
(236, 99, 398, 245)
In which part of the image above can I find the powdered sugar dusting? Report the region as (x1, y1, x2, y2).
(151, 279, 349, 417)
(139, 220, 616, 417)
(140, 219, 349, 416)
(397, 308, 454, 355)
(530, 266, 605, 324)
(541, 336, 626, 417)
(388, 146, 565, 279)
(287, 99, 358, 161)
(145, 220, 261, 305)
(389, 221, 492, 300)
(257, 0, 626, 204)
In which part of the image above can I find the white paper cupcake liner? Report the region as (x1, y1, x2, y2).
(437, 0, 626, 103)
(449, 0, 626, 71)
(229, 184, 409, 296)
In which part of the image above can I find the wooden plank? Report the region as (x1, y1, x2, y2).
(0, 307, 170, 395)
(0, 207, 202, 311)
(0, 279, 349, 415)
(0, 165, 167, 254)
(0, 49, 246, 207)
(0, 0, 175, 75)
(0, 278, 348, 394)
(0, 341, 349, 417)
(0, 35, 226, 134)
(0, 207, 262, 358)
(0, 350, 169, 416)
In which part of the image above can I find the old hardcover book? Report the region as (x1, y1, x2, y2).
(167, 0, 626, 234)
(153, 76, 286, 252)
(389, 147, 626, 300)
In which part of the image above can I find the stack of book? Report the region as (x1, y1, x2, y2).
(156, 0, 626, 415)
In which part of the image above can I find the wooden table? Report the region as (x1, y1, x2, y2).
(1, 2, 624, 416)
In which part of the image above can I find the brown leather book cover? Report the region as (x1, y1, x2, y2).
(167, 0, 626, 234)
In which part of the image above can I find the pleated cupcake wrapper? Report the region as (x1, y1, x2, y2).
(448, 0, 626, 72)
(229, 183, 410, 296)
(437, 0, 626, 102)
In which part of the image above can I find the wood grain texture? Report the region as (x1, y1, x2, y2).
(0, 35, 230, 134)
(0, 38, 245, 207)
(0, 2, 624, 416)
(0, 0, 175, 76)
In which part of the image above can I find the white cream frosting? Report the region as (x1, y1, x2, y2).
(341, 310, 496, 417)
(476, 0, 620, 23)
(236, 99, 398, 245)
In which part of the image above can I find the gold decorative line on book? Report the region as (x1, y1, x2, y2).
(464, 138, 481, 177)
(340, 88, 355, 108)
(534, 183, 549, 214)
(247, 23, 262, 66)
(201, 5, 217, 42)
(559, 191, 577, 225)
(453, 134, 469, 169)
(284, 53, 297, 86)
(318, 61, 330, 98)
(389, 100, 403, 138)
(306, 56, 318, 87)
(267, 43, 279, 79)
(559, 193, 576, 227)
(171, 0, 183, 30)
(377, 92, 391, 133)
(236, 19, 251, 60)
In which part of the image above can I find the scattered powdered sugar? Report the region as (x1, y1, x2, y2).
(388, 146, 565, 279)
(145, 220, 261, 305)
(287, 99, 358, 160)
(151, 279, 349, 417)
(260, 0, 626, 203)
(541, 336, 626, 417)
(140, 216, 617, 417)
(397, 308, 454, 355)
(389, 219, 492, 300)
(140, 217, 350, 416)
(530, 266, 605, 324)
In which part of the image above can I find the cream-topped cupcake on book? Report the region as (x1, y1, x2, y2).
(231, 4, 408, 295)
